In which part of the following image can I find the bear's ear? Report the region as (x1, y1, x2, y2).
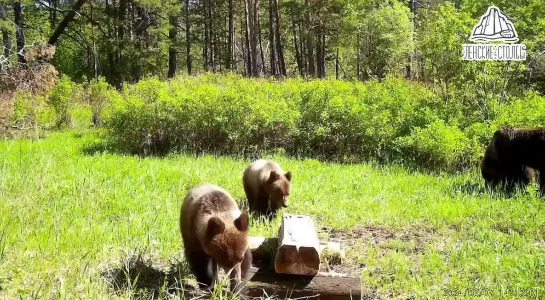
(268, 171, 280, 183)
(285, 171, 292, 182)
(206, 217, 225, 239)
(234, 211, 249, 232)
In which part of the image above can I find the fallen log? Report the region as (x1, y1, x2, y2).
(250, 237, 345, 261)
(241, 214, 358, 299)
(241, 266, 362, 300)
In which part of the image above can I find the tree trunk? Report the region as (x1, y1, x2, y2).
(406, 0, 415, 79)
(49, 0, 57, 28)
(209, 0, 216, 71)
(268, 0, 276, 76)
(185, 0, 191, 75)
(241, 16, 247, 75)
(0, 4, 11, 58)
(356, 32, 360, 80)
(48, 0, 88, 45)
(320, 28, 325, 77)
(292, 16, 302, 77)
(273, 0, 285, 77)
(203, 0, 209, 71)
(304, 0, 314, 77)
(116, 0, 127, 79)
(299, 19, 307, 76)
(315, 25, 325, 78)
(243, 0, 252, 76)
(89, 0, 99, 80)
(335, 47, 339, 80)
(250, 0, 260, 76)
(168, 14, 178, 78)
(13, 1, 25, 65)
(316, 26, 322, 78)
(132, 5, 146, 82)
(227, 0, 234, 70)
(257, 6, 265, 76)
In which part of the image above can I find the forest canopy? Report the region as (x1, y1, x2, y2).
(0, 0, 544, 97)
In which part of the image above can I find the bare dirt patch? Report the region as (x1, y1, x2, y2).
(317, 225, 448, 276)
(326, 225, 440, 250)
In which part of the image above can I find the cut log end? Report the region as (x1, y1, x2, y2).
(274, 214, 321, 276)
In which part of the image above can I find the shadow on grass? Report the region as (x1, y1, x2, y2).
(78, 132, 485, 179)
(451, 181, 489, 195)
(101, 253, 206, 299)
(81, 139, 117, 156)
(446, 177, 538, 199)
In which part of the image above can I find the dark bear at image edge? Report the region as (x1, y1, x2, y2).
(480, 127, 544, 194)
(242, 159, 292, 220)
(179, 183, 253, 293)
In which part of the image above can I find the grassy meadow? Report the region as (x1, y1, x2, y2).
(1, 125, 545, 299)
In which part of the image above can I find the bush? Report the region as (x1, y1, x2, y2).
(48, 74, 80, 128)
(106, 74, 300, 155)
(101, 73, 545, 172)
(394, 120, 472, 171)
(295, 78, 442, 161)
(1, 44, 58, 136)
(87, 77, 117, 126)
(12, 91, 47, 131)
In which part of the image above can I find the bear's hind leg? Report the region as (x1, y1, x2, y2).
(501, 164, 528, 195)
(185, 248, 218, 289)
(243, 179, 256, 211)
(266, 201, 280, 221)
(539, 169, 545, 197)
(254, 188, 271, 217)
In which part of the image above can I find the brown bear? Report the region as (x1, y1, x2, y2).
(242, 159, 291, 219)
(481, 127, 543, 195)
(179, 183, 252, 292)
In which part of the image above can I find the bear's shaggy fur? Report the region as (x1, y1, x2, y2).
(481, 127, 544, 194)
(179, 183, 252, 292)
(242, 159, 292, 219)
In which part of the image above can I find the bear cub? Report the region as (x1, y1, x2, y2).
(242, 159, 292, 219)
(179, 183, 252, 292)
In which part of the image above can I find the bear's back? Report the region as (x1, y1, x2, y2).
(180, 184, 241, 247)
(245, 159, 284, 183)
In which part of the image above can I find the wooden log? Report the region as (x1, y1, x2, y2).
(274, 214, 321, 276)
(249, 236, 278, 262)
(249, 237, 345, 265)
(241, 266, 362, 300)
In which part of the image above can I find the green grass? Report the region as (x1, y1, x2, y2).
(1, 130, 545, 299)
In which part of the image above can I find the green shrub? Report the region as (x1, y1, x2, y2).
(48, 74, 80, 128)
(101, 73, 545, 172)
(105, 74, 299, 155)
(492, 92, 545, 129)
(12, 91, 47, 131)
(395, 120, 472, 171)
(295, 77, 442, 161)
(87, 77, 117, 126)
